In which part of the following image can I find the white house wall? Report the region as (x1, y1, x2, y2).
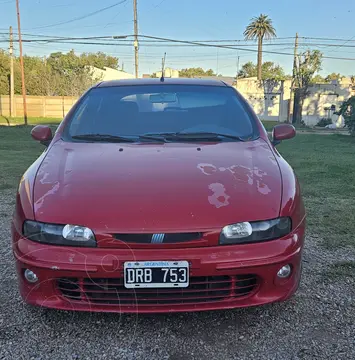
(235, 78, 354, 126)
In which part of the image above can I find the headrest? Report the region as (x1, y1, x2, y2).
(118, 101, 139, 114)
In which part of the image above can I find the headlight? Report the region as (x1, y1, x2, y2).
(220, 217, 291, 245)
(23, 220, 96, 247)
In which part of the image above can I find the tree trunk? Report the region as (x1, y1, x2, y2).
(292, 88, 304, 125)
(257, 37, 262, 81)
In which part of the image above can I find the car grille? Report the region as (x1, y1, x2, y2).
(113, 232, 202, 244)
(56, 275, 258, 306)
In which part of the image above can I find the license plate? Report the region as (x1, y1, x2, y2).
(124, 261, 189, 288)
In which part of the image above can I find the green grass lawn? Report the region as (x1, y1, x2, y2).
(0, 126, 44, 192)
(1, 126, 355, 250)
(261, 121, 279, 131)
(278, 134, 355, 249)
(261, 120, 311, 132)
(0, 116, 62, 126)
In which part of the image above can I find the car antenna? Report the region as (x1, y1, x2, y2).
(160, 52, 166, 82)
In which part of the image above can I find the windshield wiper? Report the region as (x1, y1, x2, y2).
(175, 132, 247, 141)
(141, 131, 247, 142)
(72, 134, 137, 143)
(73, 132, 249, 144)
(138, 134, 168, 142)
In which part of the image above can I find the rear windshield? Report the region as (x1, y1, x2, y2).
(65, 84, 257, 140)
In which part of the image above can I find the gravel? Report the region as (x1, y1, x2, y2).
(1, 188, 354, 360)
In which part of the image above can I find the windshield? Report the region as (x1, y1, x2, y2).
(65, 84, 258, 142)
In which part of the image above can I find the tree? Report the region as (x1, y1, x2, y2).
(336, 96, 355, 136)
(24, 55, 48, 95)
(311, 74, 326, 84)
(179, 67, 216, 78)
(0, 50, 22, 95)
(238, 62, 257, 78)
(293, 50, 323, 124)
(80, 52, 119, 69)
(0, 50, 11, 95)
(0, 50, 119, 96)
(238, 61, 287, 80)
(244, 14, 276, 81)
(325, 72, 344, 83)
(46, 50, 102, 96)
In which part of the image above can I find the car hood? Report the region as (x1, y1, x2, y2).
(33, 139, 282, 232)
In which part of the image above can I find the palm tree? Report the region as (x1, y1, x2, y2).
(244, 14, 276, 80)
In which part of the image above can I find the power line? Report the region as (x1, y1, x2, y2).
(300, 36, 355, 42)
(5, 32, 355, 48)
(4, 32, 355, 61)
(1, 32, 300, 46)
(4, 40, 355, 60)
(3, 26, 355, 45)
(104, 0, 129, 29)
(0, 31, 298, 42)
(27, 0, 129, 30)
(5, 39, 300, 47)
(10, 36, 355, 49)
(185, 37, 297, 42)
(7, 31, 355, 45)
(137, 35, 355, 60)
(11, 32, 355, 43)
(154, 0, 167, 8)
(326, 35, 355, 53)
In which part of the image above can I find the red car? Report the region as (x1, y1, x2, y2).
(12, 78, 305, 313)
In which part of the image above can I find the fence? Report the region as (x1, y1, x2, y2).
(0, 95, 78, 118)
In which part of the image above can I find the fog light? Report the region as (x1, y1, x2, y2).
(277, 264, 291, 278)
(24, 269, 38, 283)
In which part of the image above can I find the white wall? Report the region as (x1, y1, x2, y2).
(89, 66, 135, 81)
(155, 68, 179, 78)
(235, 78, 354, 125)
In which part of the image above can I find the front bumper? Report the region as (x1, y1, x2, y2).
(12, 221, 305, 313)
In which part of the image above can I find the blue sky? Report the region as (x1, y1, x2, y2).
(0, 0, 354, 77)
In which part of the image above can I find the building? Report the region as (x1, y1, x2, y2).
(235, 77, 355, 125)
(88, 66, 135, 81)
(154, 68, 179, 78)
(193, 76, 236, 86)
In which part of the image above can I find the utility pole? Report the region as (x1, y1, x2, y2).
(288, 32, 298, 123)
(16, 0, 27, 125)
(133, 0, 139, 78)
(9, 26, 14, 117)
(235, 55, 240, 86)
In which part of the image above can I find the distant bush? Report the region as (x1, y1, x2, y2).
(316, 118, 332, 127)
(336, 96, 355, 136)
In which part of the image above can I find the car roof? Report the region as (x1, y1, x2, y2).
(96, 78, 230, 88)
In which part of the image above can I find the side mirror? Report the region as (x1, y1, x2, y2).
(272, 124, 296, 146)
(31, 125, 53, 146)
